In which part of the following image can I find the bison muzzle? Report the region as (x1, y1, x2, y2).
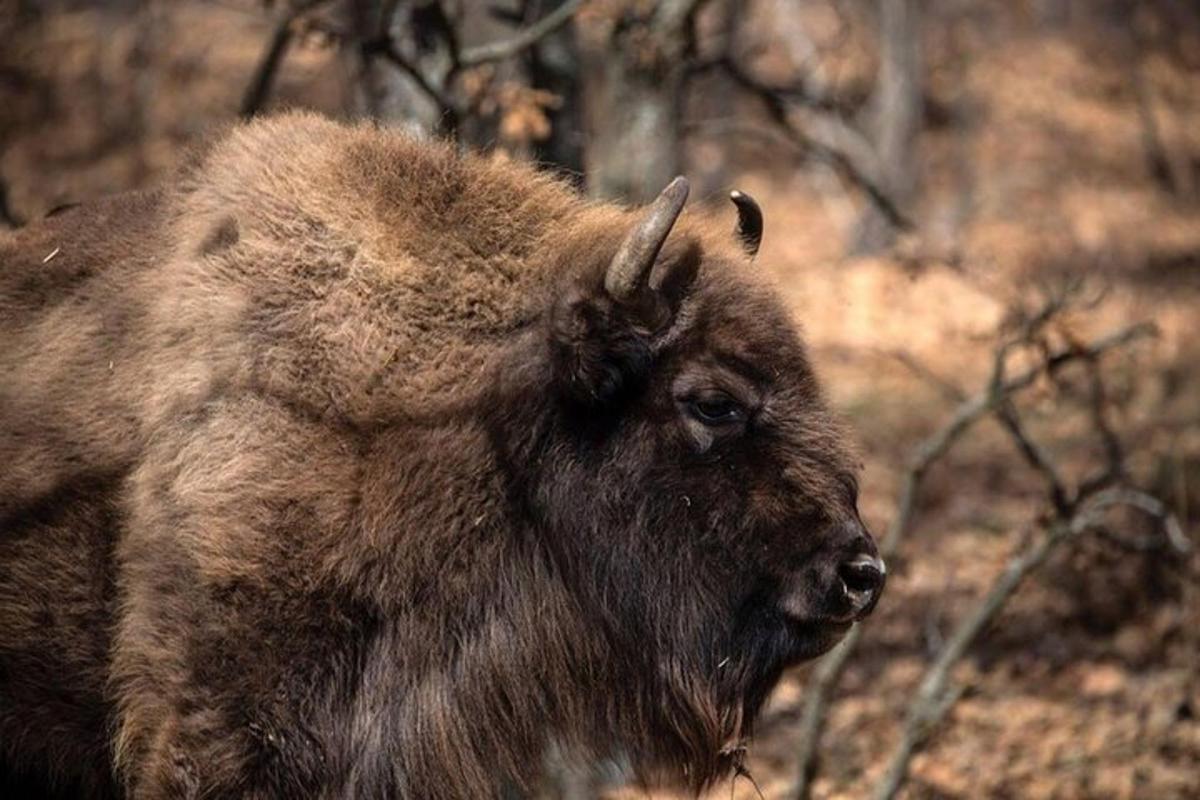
(0, 113, 883, 799)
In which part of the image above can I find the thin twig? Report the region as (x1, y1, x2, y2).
(789, 321, 1155, 799)
(458, 0, 585, 67)
(993, 398, 1072, 515)
(1077, 356, 1127, 498)
(1099, 488, 1192, 556)
(356, 0, 587, 137)
(993, 291, 1117, 514)
(1131, 35, 1194, 198)
(997, 290, 1128, 508)
(691, 56, 913, 231)
(0, 176, 23, 228)
(883, 348, 968, 403)
(654, 0, 714, 38)
(240, 0, 330, 118)
(375, 39, 457, 114)
(868, 304, 1171, 798)
(870, 488, 1185, 800)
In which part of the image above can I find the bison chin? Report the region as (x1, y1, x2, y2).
(738, 574, 862, 664)
(620, 607, 853, 793)
(781, 616, 854, 661)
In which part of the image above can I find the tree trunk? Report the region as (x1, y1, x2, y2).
(345, 0, 450, 135)
(526, 0, 586, 182)
(579, 1, 697, 202)
(851, 0, 922, 254)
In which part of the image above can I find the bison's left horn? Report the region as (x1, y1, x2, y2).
(729, 190, 763, 257)
(605, 176, 690, 301)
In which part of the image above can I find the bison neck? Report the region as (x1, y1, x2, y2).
(325, 381, 747, 797)
(365, 555, 620, 797)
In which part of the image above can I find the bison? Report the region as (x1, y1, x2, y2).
(0, 113, 884, 799)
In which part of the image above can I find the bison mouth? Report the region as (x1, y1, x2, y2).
(779, 615, 854, 662)
(730, 585, 861, 673)
(769, 555, 885, 664)
(726, 610, 855, 697)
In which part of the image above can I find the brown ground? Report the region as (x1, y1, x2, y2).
(2, 2, 1197, 798)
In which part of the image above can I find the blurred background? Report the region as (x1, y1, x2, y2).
(2, 1, 1198, 797)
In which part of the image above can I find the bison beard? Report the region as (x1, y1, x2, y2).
(0, 113, 882, 798)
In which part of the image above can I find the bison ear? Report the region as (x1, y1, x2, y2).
(549, 287, 655, 408)
(549, 177, 695, 408)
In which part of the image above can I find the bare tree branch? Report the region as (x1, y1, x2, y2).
(789, 320, 1155, 799)
(992, 290, 1117, 514)
(993, 399, 1072, 515)
(883, 348, 968, 404)
(797, 106, 913, 230)
(1130, 28, 1195, 198)
(652, 0, 712, 37)
(871, 485, 1186, 800)
(1099, 488, 1192, 556)
(689, 56, 913, 231)
(864, 297, 1174, 798)
(348, 0, 587, 138)
(1077, 357, 1127, 498)
(240, 0, 331, 119)
(0, 177, 23, 229)
(458, 0, 585, 67)
(374, 38, 458, 118)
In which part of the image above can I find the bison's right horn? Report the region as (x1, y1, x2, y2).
(729, 190, 763, 257)
(604, 176, 690, 302)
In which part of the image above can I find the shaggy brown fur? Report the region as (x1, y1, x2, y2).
(0, 113, 880, 799)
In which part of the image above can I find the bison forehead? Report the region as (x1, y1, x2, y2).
(662, 273, 823, 417)
(688, 263, 813, 369)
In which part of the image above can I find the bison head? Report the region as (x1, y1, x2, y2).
(494, 177, 884, 787)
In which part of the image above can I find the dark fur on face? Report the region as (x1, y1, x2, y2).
(0, 113, 879, 799)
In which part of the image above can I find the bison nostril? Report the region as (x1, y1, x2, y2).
(839, 554, 885, 593)
(837, 554, 885, 620)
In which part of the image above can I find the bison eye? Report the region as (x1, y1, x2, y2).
(687, 392, 745, 426)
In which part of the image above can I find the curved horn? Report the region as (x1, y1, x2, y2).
(729, 190, 763, 257)
(604, 176, 690, 301)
